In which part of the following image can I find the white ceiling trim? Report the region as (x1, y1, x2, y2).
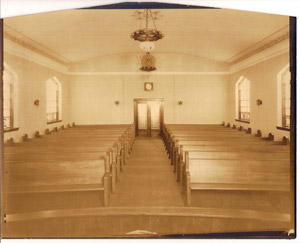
(4, 25, 71, 65)
(67, 71, 230, 75)
(230, 39, 289, 73)
(4, 38, 68, 73)
(227, 26, 289, 65)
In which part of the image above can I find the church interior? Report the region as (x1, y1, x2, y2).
(0, 5, 295, 238)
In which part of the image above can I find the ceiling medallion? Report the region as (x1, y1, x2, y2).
(131, 9, 164, 46)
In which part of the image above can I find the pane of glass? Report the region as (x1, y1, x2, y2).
(138, 103, 147, 129)
(4, 117, 10, 129)
(3, 70, 14, 129)
(285, 100, 290, 108)
(285, 87, 291, 99)
(238, 78, 250, 120)
(47, 79, 59, 120)
(150, 102, 160, 129)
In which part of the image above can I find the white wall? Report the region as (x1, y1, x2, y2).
(69, 53, 229, 73)
(224, 52, 290, 141)
(69, 53, 228, 125)
(3, 52, 72, 142)
(4, 45, 290, 142)
(70, 74, 227, 125)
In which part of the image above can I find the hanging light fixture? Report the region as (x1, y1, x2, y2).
(131, 9, 164, 50)
(140, 52, 156, 72)
(131, 9, 163, 72)
(139, 41, 155, 52)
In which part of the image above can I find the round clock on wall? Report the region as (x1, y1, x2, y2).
(144, 82, 153, 91)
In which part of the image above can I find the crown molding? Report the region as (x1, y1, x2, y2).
(228, 32, 289, 66)
(67, 71, 230, 76)
(229, 38, 289, 73)
(3, 24, 290, 77)
(4, 25, 71, 65)
(226, 25, 289, 69)
(4, 38, 69, 74)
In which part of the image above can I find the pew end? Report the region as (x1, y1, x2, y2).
(34, 131, 40, 138)
(21, 134, 29, 142)
(184, 151, 191, 206)
(282, 136, 290, 145)
(262, 133, 274, 141)
(255, 130, 262, 137)
(5, 138, 14, 146)
(246, 127, 252, 134)
(102, 153, 111, 207)
(109, 148, 117, 193)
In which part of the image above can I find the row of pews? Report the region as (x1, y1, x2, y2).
(3, 123, 135, 217)
(161, 123, 290, 206)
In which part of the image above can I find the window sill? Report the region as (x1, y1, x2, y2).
(47, 120, 62, 125)
(235, 119, 250, 124)
(276, 126, 290, 131)
(4, 127, 19, 133)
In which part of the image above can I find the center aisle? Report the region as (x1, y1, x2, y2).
(110, 137, 185, 207)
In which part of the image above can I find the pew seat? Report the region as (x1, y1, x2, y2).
(184, 155, 290, 206)
(6, 184, 104, 194)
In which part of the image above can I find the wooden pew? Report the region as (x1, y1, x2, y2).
(5, 147, 122, 190)
(166, 127, 289, 178)
(184, 151, 290, 206)
(169, 136, 283, 166)
(162, 123, 290, 207)
(175, 143, 290, 183)
(5, 140, 126, 192)
(6, 123, 136, 169)
(44, 125, 135, 156)
(162, 122, 288, 166)
(4, 124, 136, 210)
(5, 154, 111, 207)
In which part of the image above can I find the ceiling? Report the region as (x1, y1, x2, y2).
(4, 8, 289, 64)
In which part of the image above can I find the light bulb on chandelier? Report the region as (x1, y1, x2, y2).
(140, 41, 155, 52)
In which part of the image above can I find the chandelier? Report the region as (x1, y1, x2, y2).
(140, 52, 156, 72)
(131, 9, 164, 52)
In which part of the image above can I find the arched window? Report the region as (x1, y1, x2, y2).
(3, 64, 18, 131)
(46, 77, 62, 123)
(236, 77, 250, 122)
(277, 65, 290, 129)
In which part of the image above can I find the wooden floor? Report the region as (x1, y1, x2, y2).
(110, 137, 184, 207)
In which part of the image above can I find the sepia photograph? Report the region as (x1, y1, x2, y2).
(0, 0, 297, 240)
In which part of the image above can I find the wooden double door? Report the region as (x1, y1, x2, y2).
(134, 98, 164, 137)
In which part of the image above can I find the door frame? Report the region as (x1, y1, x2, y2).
(134, 98, 164, 136)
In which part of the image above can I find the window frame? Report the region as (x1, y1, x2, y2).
(3, 64, 19, 132)
(235, 76, 250, 123)
(46, 77, 62, 124)
(276, 64, 290, 131)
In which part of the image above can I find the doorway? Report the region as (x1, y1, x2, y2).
(134, 98, 164, 137)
